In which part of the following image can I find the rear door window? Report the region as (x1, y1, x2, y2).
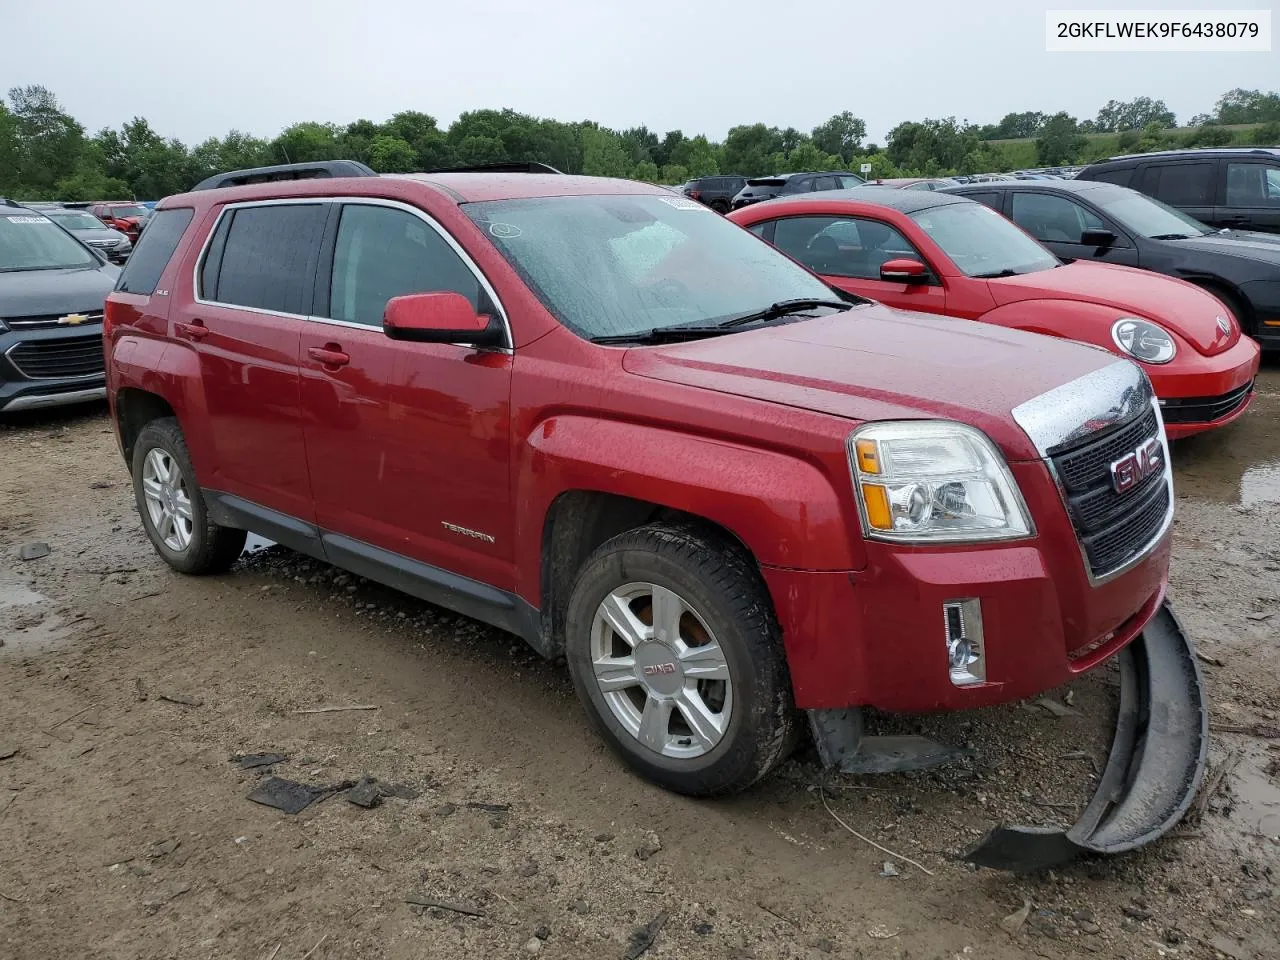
(1090, 167, 1134, 187)
(1140, 162, 1214, 206)
(812, 176, 838, 191)
(115, 207, 194, 295)
(205, 203, 327, 315)
(962, 191, 1003, 211)
(324, 203, 482, 327)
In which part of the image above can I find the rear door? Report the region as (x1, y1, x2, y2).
(177, 200, 325, 528)
(1136, 159, 1218, 226)
(766, 214, 948, 313)
(1218, 160, 1280, 233)
(299, 199, 515, 590)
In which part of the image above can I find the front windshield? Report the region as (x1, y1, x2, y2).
(465, 194, 838, 340)
(1091, 189, 1210, 239)
(110, 204, 150, 218)
(911, 202, 1059, 277)
(0, 213, 97, 272)
(49, 212, 108, 231)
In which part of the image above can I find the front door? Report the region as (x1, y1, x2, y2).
(176, 200, 326, 525)
(298, 201, 515, 591)
(763, 214, 949, 314)
(1219, 160, 1280, 233)
(1009, 191, 1139, 267)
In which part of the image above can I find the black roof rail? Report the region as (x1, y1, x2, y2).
(428, 161, 564, 174)
(191, 160, 378, 192)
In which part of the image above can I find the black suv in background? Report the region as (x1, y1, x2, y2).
(681, 175, 747, 213)
(1077, 148, 1280, 234)
(730, 171, 865, 209)
(0, 199, 120, 412)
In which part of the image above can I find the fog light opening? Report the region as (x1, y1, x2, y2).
(944, 599, 986, 687)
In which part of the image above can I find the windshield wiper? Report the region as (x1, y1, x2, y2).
(1148, 233, 1197, 240)
(589, 326, 739, 346)
(972, 268, 1020, 279)
(716, 298, 853, 329)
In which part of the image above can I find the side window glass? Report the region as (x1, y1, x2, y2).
(329, 204, 481, 327)
(1092, 167, 1133, 187)
(1225, 163, 1280, 206)
(1143, 163, 1214, 206)
(813, 176, 837, 191)
(837, 176, 864, 189)
(1010, 193, 1101, 243)
(746, 223, 767, 238)
(965, 191, 1003, 211)
(773, 215, 922, 279)
(213, 204, 326, 314)
(115, 207, 193, 295)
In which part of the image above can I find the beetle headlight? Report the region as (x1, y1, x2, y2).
(848, 421, 1032, 543)
(1111, 318, 1176, 365)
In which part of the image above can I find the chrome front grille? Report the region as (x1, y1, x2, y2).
(1049, 407, 1171, 579)
(3, 311, 104, 329)
(7, 335, 105, 379)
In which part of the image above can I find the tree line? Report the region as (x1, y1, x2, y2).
(1, 85, 1278, 202)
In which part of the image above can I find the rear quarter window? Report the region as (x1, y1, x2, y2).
(115, 208, 194, 295)
(1089, 167, 1133, 187)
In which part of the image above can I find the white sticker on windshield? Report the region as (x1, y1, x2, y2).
(657, 197, 705, 211)
(5, 215, 52, 224)
(489, 222, 522, 239)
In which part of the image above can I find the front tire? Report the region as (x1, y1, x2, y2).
(564, 522, 795, 796)
(131, 418, 246, 575)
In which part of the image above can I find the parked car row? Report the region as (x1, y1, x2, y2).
(21, 202, 133, 262)
(678, 171, 866, 211)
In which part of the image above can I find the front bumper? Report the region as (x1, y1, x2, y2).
(0, 323, 107, 413)
(966, 602, 1207, 871)
(1149, 335, 1260, 439)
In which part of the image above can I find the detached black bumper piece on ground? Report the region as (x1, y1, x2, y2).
(964, 603, 1208, 872)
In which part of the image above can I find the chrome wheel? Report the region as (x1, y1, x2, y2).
(589, 582, 733, 759)
(141, 447, 193, 552)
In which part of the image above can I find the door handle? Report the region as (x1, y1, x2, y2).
(175, 319, 209, 340)
(307, 344, 350, 368)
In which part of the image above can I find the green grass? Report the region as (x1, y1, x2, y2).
(986, 123, 1266, 169)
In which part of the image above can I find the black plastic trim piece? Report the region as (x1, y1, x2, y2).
(203, 491, 546, 655)
(964, 602, 1207, 871)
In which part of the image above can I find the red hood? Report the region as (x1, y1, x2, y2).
(622, 303, 1118, 462)
(986, 261, 1237, 356)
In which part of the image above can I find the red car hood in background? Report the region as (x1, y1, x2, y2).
(986, 261, 1236, 356)
(623, 303, 1117, 463)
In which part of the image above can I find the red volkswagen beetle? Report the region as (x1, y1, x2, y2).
(729, 188, 1260, 438)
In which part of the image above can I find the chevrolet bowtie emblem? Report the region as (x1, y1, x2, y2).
(57, 313, 87, 326)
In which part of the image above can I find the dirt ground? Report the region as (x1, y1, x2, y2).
(1, 366, 1278, 960)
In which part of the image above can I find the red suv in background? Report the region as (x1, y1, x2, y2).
(105, 164, 1205, 870)
(730, 188, 1260, 438)
(89, 202, 151, 242)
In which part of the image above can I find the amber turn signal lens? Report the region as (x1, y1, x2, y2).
(862, 483, 892, 530)
(854, 439, 880, 475)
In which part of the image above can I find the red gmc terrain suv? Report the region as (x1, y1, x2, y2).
(105, 163, 1206, 870)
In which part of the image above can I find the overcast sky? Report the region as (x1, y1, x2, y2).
(4, 0, 1277, 145)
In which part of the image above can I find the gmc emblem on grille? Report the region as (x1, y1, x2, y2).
(642, 663, 677, 676)
(1110, 437, 1163, 494)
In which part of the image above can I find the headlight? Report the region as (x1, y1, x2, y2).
(847, 421, 1032, 543)
(1111, 318, 1176, 364)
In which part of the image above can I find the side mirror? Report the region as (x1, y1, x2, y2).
(879, 258, 929, 284)
(1080, 229, 1116, 247)
(383, 292, 505, 348)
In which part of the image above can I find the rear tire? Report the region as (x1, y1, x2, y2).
(131, 418, 246, 575)
(564, 522, 795, 796)
(710, 199, 730, 214)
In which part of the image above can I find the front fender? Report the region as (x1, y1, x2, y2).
(979, 299, 1126, 356)
(515, 414, 863, 599)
